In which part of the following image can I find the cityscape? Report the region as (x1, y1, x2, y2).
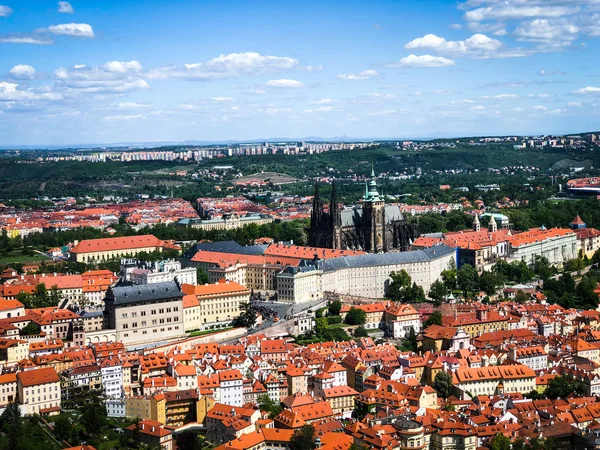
(3, 1, 600, 450)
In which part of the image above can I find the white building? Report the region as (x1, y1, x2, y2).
(100, 358, 123, 399)
(218, 370, 243, 407)
(122, 259, 197, 286)
(510, 346, 548, 371)
(275, 245, 456, 303)
(507, 227, 578, 266)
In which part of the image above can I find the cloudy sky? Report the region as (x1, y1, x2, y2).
(1, 0, 600, 146)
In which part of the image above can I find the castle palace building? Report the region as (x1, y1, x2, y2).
(308, 168, 418, 253)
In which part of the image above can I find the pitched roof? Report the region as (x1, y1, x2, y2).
(70, 235, 164, 254)
(17, 367, 60, 387)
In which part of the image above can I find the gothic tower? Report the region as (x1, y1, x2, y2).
(330, 181, 342, 249)
(309, 181, 325, 247)
(362, 166, 385, 253)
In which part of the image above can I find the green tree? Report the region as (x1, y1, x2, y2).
(403, 326, 418, 352)
(386, 270, 412, 301)
(196, 268, 209, 285)
(434, 371, 453, 399)
(576, 276, 600, 308)
(531, 255, 553, 280)
(489, 433, 511, 450)
(289, 424, 315, 450)
(515, 290, 529, 304)
(354, 326, 369, 337)
(327, 300, 342, 316)
(80, 394, 107, 440)
(344, 307, 366, 325)
(232, 302, 257, 329)
(258, 394, 283, 419)
(479, 271, 500, 296)
(0, 401, 22, 449)
(457, 264, 479, 296)
(53, 414, 73, 443)
(429, 280, 447, 306)
(423, 310, 443, 328)
(441, 261, 457, 290)
(545, 375, 586, 399)
(21, 321, 41, 336)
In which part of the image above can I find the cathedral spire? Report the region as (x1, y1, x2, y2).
(330, 180, 339, 227)
(311, 181, 324, 228)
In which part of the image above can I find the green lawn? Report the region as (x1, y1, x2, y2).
(0, 251, 51, 264)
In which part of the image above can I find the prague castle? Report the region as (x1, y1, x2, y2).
(308, 167, 418, 252)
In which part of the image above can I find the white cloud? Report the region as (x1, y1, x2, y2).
(568, 101, 583, 107)
(265, 79, 304, 88)
(311, 98, 334, 104)
(515, 19, 579, 45)
(104, 114, 145, 121)
(58, 1, 74, 13)
(117, 102, 151, 109)
(148, 52, 300, 81)
(9, 65, 36, 79)
(391, 54, 456, 68)
(532, 105, 548, 111)
(404, 33, 526, 58)
(465, 6, 578, 22)
(304, 106, 333, 113)
(0, 35, 53, 44)
(337, 69, 379, 80)
(261, 107, 292, 116)
(47, 23, 94, 38)
(0, 5, 12, 16)
(104, 60, 143, 73)
(0, 81, 62, 101)
(213, 97, 233, 101)
(493, 94, 519, 99)
(54, 62, 149, 93)
(450, 23, 463, 30)
(575, 86, 600, 94)
(538, 69, 566, 76)
(366, 93, 396, 98)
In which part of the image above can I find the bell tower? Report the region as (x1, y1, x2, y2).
(362, 165, 385, 253)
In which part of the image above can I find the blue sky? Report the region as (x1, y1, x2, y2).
(1, 0, 600, 146)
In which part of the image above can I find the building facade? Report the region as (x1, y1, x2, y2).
(104, 281, 185, 347)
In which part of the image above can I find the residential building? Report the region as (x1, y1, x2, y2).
(16, 367, 61, 415)
(181, 280, 250, 331)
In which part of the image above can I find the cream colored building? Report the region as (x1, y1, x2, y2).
(70, 234, 166, 263)
(17, 367, 61, 415)
(181, 280, 250, 331)
(0, 339, 29, 366)
(105, 281, 185, 347)
(0, 374, 17, 408)
(179, 213, 273, 231)
(452, 364, 536, 397)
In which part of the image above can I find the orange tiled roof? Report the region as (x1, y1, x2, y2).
(17, 367, 59, 386)
(70, 235, 164, 254)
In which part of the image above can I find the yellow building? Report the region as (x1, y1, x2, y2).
(70, 235, 166, 263)
(443, 308, 509, 338)
(322, 386, 358, 417)
(0, 339, 29, 366)
(181, 280, 250, 330)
